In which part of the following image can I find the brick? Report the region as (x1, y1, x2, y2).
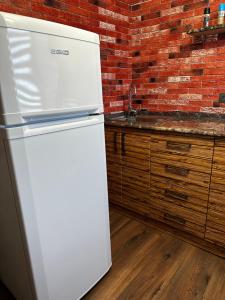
(168, 76, 190, 82)
(161, 6, 183, 17)
(99, 21, 115, 31)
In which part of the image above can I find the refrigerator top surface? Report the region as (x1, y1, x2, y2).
(0, 13, 103, 126)
(0, 12, 99, 44)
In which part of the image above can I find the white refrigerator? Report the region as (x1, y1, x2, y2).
(0, 12, 112, 300)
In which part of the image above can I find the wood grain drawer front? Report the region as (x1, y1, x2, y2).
(210, 146, 225, 192)
(206, 190, 225, 231)
(151, 162, 211, 188)
(215, 138, 225, 147)
(151, 177, 208, 214)
(122, 186, 150, 206)
(213, 147, 225, 171)
(105, 127, 121, 162)
(210, 176, 225, 193)
(121, 166, 150, 215)
(205, 227, 225, 247)
(149, 194, 206, 227)
(107, 162, 121, 185)
(151, 175, 209, 199)
(151, 134, 214, 159)
(108, 176, 121, 204)
(108, 185, 122, 205)
(151, 153, 212, 174)
(206, 189, 225, 247)
(148, 207, 205, 238)
(122, 167, 150, 192)
(122, 132, 150, 172)
(106, 161, 122, 204)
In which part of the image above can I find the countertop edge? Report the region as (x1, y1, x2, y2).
(104, 120, 225, 138)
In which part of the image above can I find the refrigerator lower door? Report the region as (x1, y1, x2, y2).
(5, 116, 111, 300)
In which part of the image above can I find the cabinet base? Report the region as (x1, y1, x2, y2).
(110, 204, 225, 259)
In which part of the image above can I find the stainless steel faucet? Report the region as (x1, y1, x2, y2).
(128, 84, 137, 117)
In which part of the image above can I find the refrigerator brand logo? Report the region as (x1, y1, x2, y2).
(50, 49, 70, 55)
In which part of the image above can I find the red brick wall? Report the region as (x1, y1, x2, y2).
(1, 1, 225, 113)
(0, 0, 131, 113)
(130, 0, 225, 113)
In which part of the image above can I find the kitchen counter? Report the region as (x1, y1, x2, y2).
(105, 112, 225, 137)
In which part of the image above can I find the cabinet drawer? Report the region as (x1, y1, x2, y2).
(148, 207, 205, 238)
(205, 227, 225, 247)
(149, 195, 206, 226)
(151, 154, 211, 174)
(151, 162, 211, 188)
(208, 189, 225, 211)
(215, 138, 225, 147)
(207, 190, 225, 231)
(205, 169, 225, 247)
(151, 175, 209, 198)
(210, 170, 225, 192)
(212, 147, 225, 172)
(151, 134, 213, 159)
(210, 145, 225, 191)
(151, 176, 208, 214)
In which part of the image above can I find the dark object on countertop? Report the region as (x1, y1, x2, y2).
(133, 99, 142, 104)
(203, 7, 210, 27)
(187, 24, 225, 36)
(219, 93, 225, 103)
(44, 0, 55, 6)
(139, 109, 148, 114)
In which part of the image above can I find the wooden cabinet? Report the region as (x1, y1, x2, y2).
(105, 126, 122, 205)
(149, 133, 214, 238)
(121, 129, 151, 216)
(105, 125, 225, 252)
(206, 139, 225, 247)
(105, 126, 151, 215)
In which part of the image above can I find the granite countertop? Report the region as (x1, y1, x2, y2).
(105, 112, 225, 137)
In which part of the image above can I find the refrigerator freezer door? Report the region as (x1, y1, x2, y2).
(6, 119, 111, 300)
(0, 25, 103, 126)
(0, 12, 99, 44)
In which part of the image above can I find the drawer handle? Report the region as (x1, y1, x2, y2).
(113, 132, 118, 153)
(166, 141, 191, 152)
(164, 213, 186, 225)
(165, 189, 188, 201)
(121, 132, 126, 156)
(165, 165, 190, 177)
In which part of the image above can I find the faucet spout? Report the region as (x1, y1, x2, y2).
(128, 84, 137, 117)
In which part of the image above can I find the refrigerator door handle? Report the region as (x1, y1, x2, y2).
(4, 115, 104, 139)
(20, 105, 102, 124)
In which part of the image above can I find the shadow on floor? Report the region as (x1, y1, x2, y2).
(0, 281, 15, 300)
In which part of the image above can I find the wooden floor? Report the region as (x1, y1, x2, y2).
(84, 208, 225, 300)
(1, 208, 225, 300)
